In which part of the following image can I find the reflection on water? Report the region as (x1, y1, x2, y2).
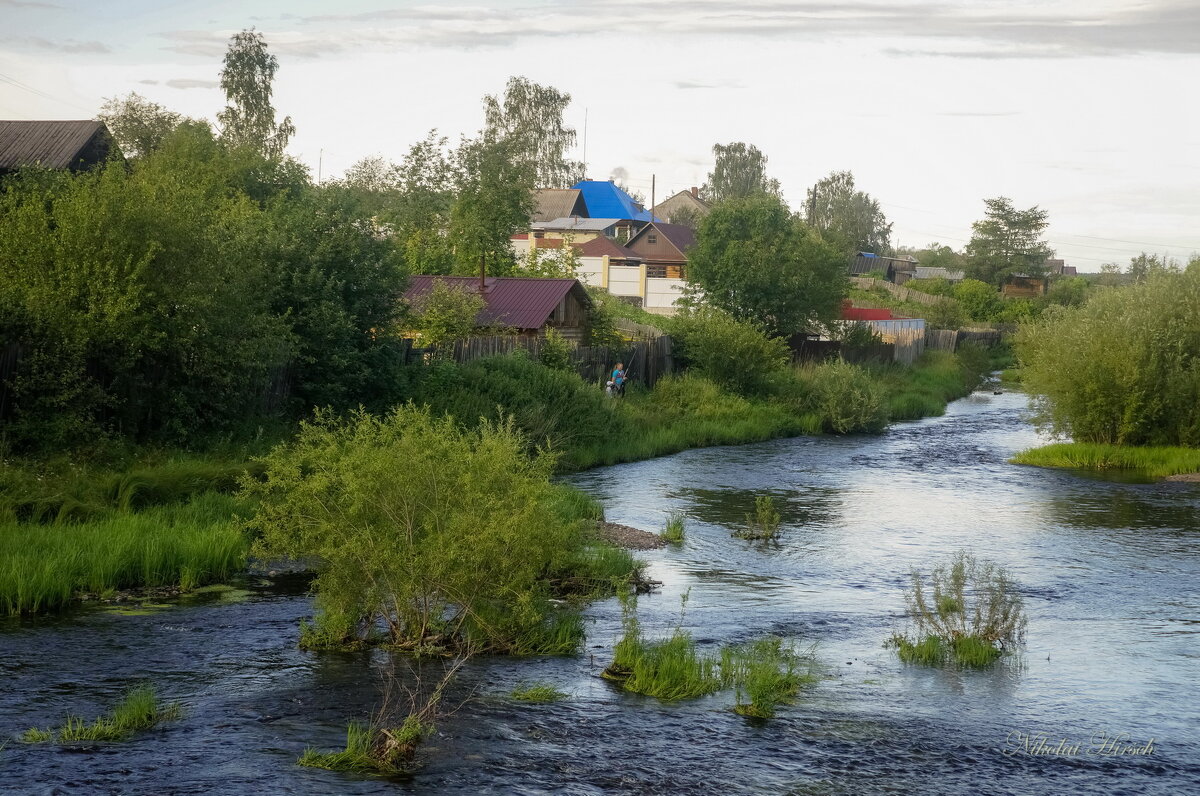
(2, 390, 1200, 794)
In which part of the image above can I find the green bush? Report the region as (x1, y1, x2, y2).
(538, 328, 574, 371)
(803, 359, 887, 434)
(669, 308, 790, 396)
(247, 406, 628, 653)
(410, 353, 628, 457)
(1016, 270, 1200, 445)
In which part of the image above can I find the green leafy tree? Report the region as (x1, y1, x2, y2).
(804, 170, 893, 255)
(97, 92, 183, 159)
(1017, 268, 1200, 445)
(412, 280, 484, 346)
(483, 76, 583, 189)
(964, 197, 1052, 287)
(217, 28, 296, 158)
(685, 195, 847, 336)
(1126, 252, 1179, 283)
(449, 134, 535, 277)
(538, 328, 574, 371)
(701, 142, 781, 204)
(952, 279, 1002, 322)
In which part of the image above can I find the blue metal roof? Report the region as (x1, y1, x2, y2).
(570, 179, 654, 221)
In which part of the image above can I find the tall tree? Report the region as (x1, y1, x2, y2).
(97, 92, 184, 159)
(449, 134, 536, 278)
(701, 142, 781, 204)
(483, 76, 583, 189)
(217, 28, 295, 158)
(804, 170, 893, 255)
(964, 197, 1052, 287)
(1126, 252, 1179, 283)
(685, 195, 846, 336)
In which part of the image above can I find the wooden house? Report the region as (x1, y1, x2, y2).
(403, 276, 593, 343)
(652, 187, 710, 226)
(624, 221, 695, 279)
(849, 252, 918, 283)
(0, 120, 118, 175)
(1001, 274, 1048, 298)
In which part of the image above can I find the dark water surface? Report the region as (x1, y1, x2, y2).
(3, 391, 1198, 794)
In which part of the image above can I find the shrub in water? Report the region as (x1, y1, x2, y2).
(510, 683, 569, 703)
(734, 495, 781, 540)
(891, 551, 1027, 668)
(722, 637, 816, 718)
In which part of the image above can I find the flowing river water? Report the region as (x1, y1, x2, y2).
(2, 390, 1199, 794)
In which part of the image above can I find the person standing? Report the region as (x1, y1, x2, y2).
(610, 362, 626, 397)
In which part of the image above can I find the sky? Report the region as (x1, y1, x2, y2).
(2, 0, 1198, 270)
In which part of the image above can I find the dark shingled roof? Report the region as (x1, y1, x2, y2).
(575, 236, 642, 260)
(0, 120, 115, 173)
(403, 276, 592, 331)
(532, 188, 587, 222)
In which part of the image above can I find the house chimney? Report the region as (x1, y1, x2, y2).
(690, 186, 698, 198)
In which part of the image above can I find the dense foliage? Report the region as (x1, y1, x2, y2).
(685, 195, 847, 336)
(1016, 269, 1200, 445)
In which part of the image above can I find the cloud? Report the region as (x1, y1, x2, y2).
(158, 2, 1200, 59)
(672, 79, 744, 90)
(4, 36, 110, 53)
(138, 79, 159, 85)
(936, 111, 1020, 117)
(165, 78, 219, 89)
(0, 0, 61, 8)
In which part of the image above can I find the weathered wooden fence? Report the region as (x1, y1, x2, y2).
(851, 276, 953, 306)
(890, 328, 926, 365)
(923, 328, 1004, 353)
(408, 334, 676, 389)
(925, 329, 959, 352)
(613, 317, 665, 339)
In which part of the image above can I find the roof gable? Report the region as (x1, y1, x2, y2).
(531, 188, 586, 222)
(0, 120, 114, 172)
(576, 236, 642, 260)
(625, 221, 696, 260)
(403, 276, 591, 330)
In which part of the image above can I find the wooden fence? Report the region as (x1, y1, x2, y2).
(614, 317, 665, 339)
(890, 328, 926, 366)
(408, 334, 675, 389)
(923, 328, 1005, 353)
(851, 276, 953, 306)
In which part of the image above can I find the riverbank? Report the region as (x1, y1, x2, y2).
(1, 346, 1001, 616)
(1011, 442, 1200, 479)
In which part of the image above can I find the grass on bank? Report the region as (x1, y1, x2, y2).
(0, 493, 248, 615)
(1011, 442, 1200, 479)
(21, 685, 181, 743)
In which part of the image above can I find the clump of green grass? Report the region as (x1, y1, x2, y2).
(891, 551, 1027, 669)
(22, 685, 182, 743)
(0, 493, 248, 615)
(722, 637, 816, 718)
(510, 682, 569, 703)
(734, 495, 781, 540)
(660, 511, 685, 544)
(605, 628, 724, 701)
(299, 716, 433, 775)
(1012, 442, 1200, 479)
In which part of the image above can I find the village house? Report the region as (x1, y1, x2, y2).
(402, 275, 593, 343)
(849, 252, 919, 283)
(530, 187, 587, 222)
(651, 187, 710, 225)
(1002, 274, 1048, 298)
(913, 266, 966, 284)
(0, 120, 119, 175)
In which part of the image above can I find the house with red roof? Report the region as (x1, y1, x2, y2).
(403, 276, 593, 343)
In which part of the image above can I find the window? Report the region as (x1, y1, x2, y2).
(647, 234, 658, 244)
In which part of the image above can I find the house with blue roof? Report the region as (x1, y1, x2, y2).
(570, 179, 656, 222)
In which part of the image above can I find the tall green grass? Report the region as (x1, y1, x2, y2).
(1012, 442, 1200, 478)
(0, 493, 248, 615)
(722, 637, 815, 718)
(22, 685, 181, 743)
(299, 717, 433, 775)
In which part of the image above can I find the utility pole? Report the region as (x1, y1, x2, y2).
(317, 148, 323, 185)
(650, 174, 655, 220)
(582, 108, 588, 177)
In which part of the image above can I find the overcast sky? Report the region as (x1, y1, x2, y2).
(3, 0, 1198, 270)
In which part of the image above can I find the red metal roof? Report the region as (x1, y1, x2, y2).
(403, 276, 591, 331)
(575, 236, 641, 260)
(841, 302, 908, 321)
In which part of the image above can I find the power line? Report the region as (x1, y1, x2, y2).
(0, 71, 96, 115)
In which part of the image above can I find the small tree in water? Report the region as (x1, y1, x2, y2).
(248, 406, 595, 654)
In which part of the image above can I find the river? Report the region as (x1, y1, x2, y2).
(2, 390, 1198, 794)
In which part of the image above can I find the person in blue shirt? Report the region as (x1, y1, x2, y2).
(610, 362, 626, 397)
